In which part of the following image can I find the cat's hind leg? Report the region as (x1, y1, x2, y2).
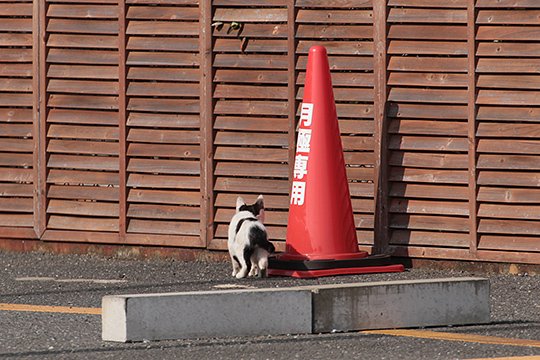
(256, 249, 269, 278)
(248, 254, 258, 277)
(235, 246, 254, 279)
(230, 254, 241, 277)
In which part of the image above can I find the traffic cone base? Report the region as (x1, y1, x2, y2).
(268, 253, 405, 278)
(268, 265, 405, 279)
(268, 45, 404, 278)
(274, 250, 369, 262)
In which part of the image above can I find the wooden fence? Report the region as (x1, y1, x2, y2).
(1, 0, 539, 264)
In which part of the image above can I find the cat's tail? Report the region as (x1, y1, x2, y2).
(249, 226, 275, 254)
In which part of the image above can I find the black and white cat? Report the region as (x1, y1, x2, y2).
(228, 195, 275, 279)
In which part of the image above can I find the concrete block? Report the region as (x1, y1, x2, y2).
(312, 277, 490, 333)
(102, 288, 312, 342)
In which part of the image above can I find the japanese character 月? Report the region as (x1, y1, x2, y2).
(299, 103, 313, 127)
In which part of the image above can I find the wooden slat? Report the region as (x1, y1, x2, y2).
(127, 113, 199, 128)
(48, 124, 118, 140)
(391, 230, 469, 248)
(127, 67, 199, 82)
(127, 204, 199, 220)
(479, 235, 540, 252)
(477, 59, 540, 73)
(389, 120, 468, 136)
(388, 88, 467, 104)
(127, 219, 199, 236)
(47, 199, 118, 217)
(47, 19, 118, 34)
(390, 183, 468, 200)
(390, 214, 469, 232)
(127, 189, 200, 205)
(47, 65, 118, 79)
(389, 168, 468, 184)
(127, 158, 199, 175)
(477, 75, 540, 89)
(213, 23, 287, 38)
(388, 103, 467, 119)
(476, 0, 540, 7)
(47, 4, 119, 18)
(127, 143, 199, 158)
(388, 8, 466, 23)
(390, 199, 469, 216)
(297, 25, 372, 40)
(127, 52, 199, 67)
(295, 0, 371, 7)
(477, 154, 540, 170)
(126, 21, 198, 36)
(477, 26, 540, 41)
(213, 8, 287, 22)
(127, 6, 199, 20)
(388, 25, 467, 40)
(389, 136, 468, 152)
(388, 57, 467, 73)
(388, 0, 466, 7)
(48, 185, 118, 201)
(47, 154, 118, 171)
(127, 98, 199, 113)
(214, 147, 288, 162)
(214, 116, 287, 132)
(477, 43, 540, 57)
(127, 174, 199, 189)
(479, 203, 540, 220)
(48, 79, 118, 95)
(478, 219, 540, 236)
(477, 90, 540, 106)
(477, 106, 540, 122)
(47, 34, 118, 49)
(388, 41, 467, 56)
(296, 9, 373, 24)
(48, 215, 118, 232)
(478, 171, 540, 187)
(478, 187, 540, 204)
(389, 152, 468, 169)
(477, 10, 540, 25)
(215, 162, 288, 178)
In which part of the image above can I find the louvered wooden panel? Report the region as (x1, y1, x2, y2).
(387, 0, 470, 249)
(0, 0, 35, 234)
(125, 0, 201, 242)
(476, 1, 540, 253)
(296, 0, 376, 248)
(44, 0, 119, 234)
(210, 1, 290, 250)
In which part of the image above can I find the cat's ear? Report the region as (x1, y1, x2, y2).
(255, 194, 264, 210)
(255, 195, 265, 222)
(256, 208, 265, 223)
(236, 196, 245, 212)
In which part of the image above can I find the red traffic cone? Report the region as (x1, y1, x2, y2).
(268, 46, 404, 278)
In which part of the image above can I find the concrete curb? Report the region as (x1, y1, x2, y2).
(102, 277, 490, 342)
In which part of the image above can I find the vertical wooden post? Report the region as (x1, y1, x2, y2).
(467, 0, 478, 255)
(287, 1, 297, 181)
(200, 0, 214, 248)
(372, 1, 389, 254)
(34, 0, 47, 238)
(118, 0, 127, 240)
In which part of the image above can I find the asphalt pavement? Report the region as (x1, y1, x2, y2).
(0, 250, 538, 359)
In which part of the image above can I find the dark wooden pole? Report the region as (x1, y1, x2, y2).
(373, 1, 389, 254)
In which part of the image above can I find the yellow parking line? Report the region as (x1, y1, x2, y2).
(0, 303, 101, 315)
(364, 329, 540, 349)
